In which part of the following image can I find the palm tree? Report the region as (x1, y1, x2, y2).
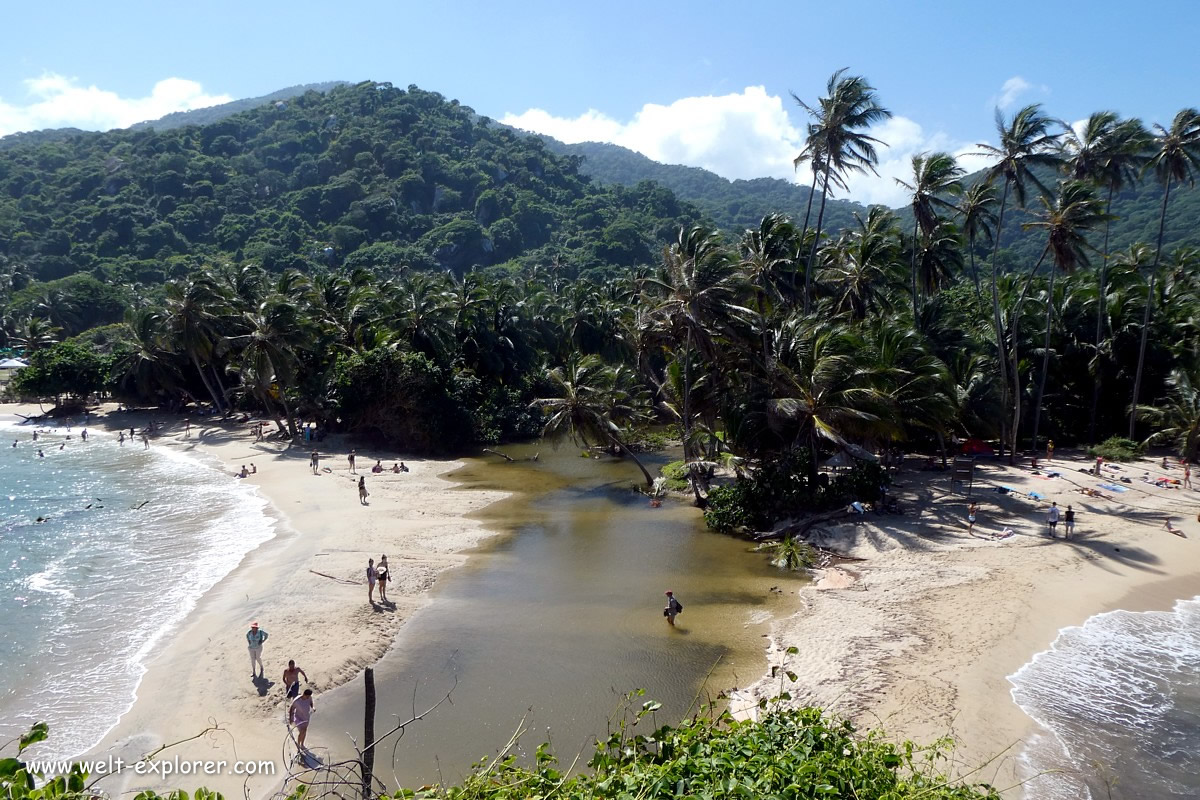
(647, 226, 742, 495)
(1061, 112, 1150, 441)
(793, 69, 892, 314)
(232, 298, 311, 436)
(1021, 181, 1108, 452)
(896, 152, 964, 318)
(957, 181, 997, 295)
(8, 315, 60, 354)
(116, 309, 184, 402)
(164, 276, 231, 412)
(739, 213, 798, 362)
(913, 219, 965, 303)
(531, 354, 654, 488)
(1138, 368, 1200, 461)
(820, 207, 902, 321)
(1129, 108, 1200, 438)
(975, 105, 1062, 458)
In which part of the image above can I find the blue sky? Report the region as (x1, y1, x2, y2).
(4, 0, 1197, 204)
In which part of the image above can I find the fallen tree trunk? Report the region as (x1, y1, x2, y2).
(750, 508, 849, 542)
(482, 448, 515, 462)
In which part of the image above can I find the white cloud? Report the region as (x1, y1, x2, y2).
(0, 74, 232, 137)
(503, 86, 805, 183)
(993, 75, 1050, 111)
(506, 86, 1002, 208)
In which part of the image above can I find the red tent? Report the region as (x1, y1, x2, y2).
(962, 439, 994, 456)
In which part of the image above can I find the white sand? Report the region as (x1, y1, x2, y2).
(732, 453, 1200, 796)
(0, 405, 509, 799)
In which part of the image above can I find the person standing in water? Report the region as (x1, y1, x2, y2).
(663, 590, 683, 626)
(246, 622, 269, 678)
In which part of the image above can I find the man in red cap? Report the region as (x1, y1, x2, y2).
(663, 591, 683, 626)
(246, 621, 269, 678)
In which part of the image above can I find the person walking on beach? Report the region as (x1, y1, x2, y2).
(367, 558, 377, 603)
(348, 450, 357, 474)
(1185, 464, 1193, 489)
(377, 555, 390, 603)
(1064, 505, 1076, 539)
(282, 659, 309, 699)
(310, 450, 320, 475)
(1095, 456, 1103, 476)
(246, 622, 269, 678)
(1046, 502, 1061, 538)
(1046, 439, 1055, 461)
(288, 689, 315, 750)
(184, 419, 191, 438)
(967, 502, 978, 534)
(358, 476, 370, 505)
(663, 590, 683, 626)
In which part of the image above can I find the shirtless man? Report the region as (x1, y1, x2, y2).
(282, 659, 309, 699)
(289, 689, 315, 749)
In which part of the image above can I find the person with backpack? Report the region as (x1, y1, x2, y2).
(663, 590, 683, 626)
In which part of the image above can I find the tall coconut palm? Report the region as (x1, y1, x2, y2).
(957, 181, 998, 295)
(1061, 112, 1150, 441)
(896, 152, 964, 318)
(647, 226, 742, 495)
(1021, 181, 1108, 452)
(232, 298, 311, 436)
(739, 213, 798, 363)
(975, 104, 1062, 458)
(8, 315, 60, 354)
(1129, 108, 1200, 438)
(793, 69, 892, 314)
(531, 354, 654, 488)
(116, 309, 184, 402)
(820, 207, 902, 321)
(164, 277, 231, 412)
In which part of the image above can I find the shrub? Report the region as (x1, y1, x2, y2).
(659, 460, 690, 491)
(703, 483, 766, 532)
(1087, 436, 1144, 462)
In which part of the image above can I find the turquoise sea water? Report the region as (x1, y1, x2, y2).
(1010, 596, 1200, 799)
(0, 418, 275, 759)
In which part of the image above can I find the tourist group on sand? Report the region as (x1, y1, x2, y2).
(245, 621, 318, 752)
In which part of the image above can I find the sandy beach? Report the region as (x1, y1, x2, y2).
(730, 452, 1200, 796)
(0, 405, 509, 799)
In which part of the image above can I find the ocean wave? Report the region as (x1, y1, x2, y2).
(1010, 596, 1200, 799)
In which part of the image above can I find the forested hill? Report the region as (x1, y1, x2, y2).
(128, 82, 348, 131)
(539, 138, 866, 236)
(0, 81, 702, 293)
(541, 136, 1200, 266)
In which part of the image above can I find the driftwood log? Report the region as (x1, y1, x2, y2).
(482, 448, 539, 462)
(750, 508, 849, 542)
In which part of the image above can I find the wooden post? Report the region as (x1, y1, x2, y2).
(362, 668, 376, 800)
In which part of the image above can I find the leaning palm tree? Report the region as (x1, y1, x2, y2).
(1061, 112, 1150, 441)
(1129, 108, 1200, 438)
(231, 298, 312, 437)
(974, 105, 1062, 458)
(1021, 180, 1109, 453)
(1138, 368, 1200, 461)
(957, 181, 997, 296)
(531, 354, 654, 488)
(164, 276, 231, 412)
(896, 152, 964, 318)
(793, 69, 892, 314)
(116, 309, 184, 402)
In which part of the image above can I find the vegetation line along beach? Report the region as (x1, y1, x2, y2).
(3, 62, 1200, 800)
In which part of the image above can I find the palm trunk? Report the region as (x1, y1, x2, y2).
(190, 352, 223, 410)
(1087, 184, 1116, 443)
(278, 386, 298, 438)
(682, 327, 703, 505)
(607, 431, 654, 489)
(1029, 266, 1057, 453)
(803, 165, 832, 315)
(792, 170, 819, 305)
(1009, 246, 1050, 462)
(969, 232, 981, 297)
(210, 363, 230, 413)
(988, 179, 1011, 459)
(910, 217, 921, 321)
(1130, 177, 1172, 439)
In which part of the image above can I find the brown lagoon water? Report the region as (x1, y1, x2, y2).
(318, 443, 803, 787)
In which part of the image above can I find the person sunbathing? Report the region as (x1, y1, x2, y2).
(1164, 517, 1185, 536)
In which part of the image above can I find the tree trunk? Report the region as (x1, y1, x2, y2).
(1008, 246, 1050, 463)
(1130, 177, 1172, 439)
(1087, 184, 1116, 444)
(803, 165, 832, 315)
(209, 363, 229, 413)
(681, 327, 702, 504)
(910, 216, 921, 321)
(608, 431, 655, 489)
(792, 171, 819, 304)
(988, 179, 1011, 457)
(277, 385, 298, 437)
(969, 232, 981, 297)
(189, 352, 223, 410)
(1029, 266, 1057, 453)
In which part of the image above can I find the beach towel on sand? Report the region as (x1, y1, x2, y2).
(1098, 483, 1129, 493)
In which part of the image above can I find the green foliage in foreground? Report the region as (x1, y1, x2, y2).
(1, 710, 1000, 800)
(659, 459, 690, 491)
(1087, 436, 1146, 462)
